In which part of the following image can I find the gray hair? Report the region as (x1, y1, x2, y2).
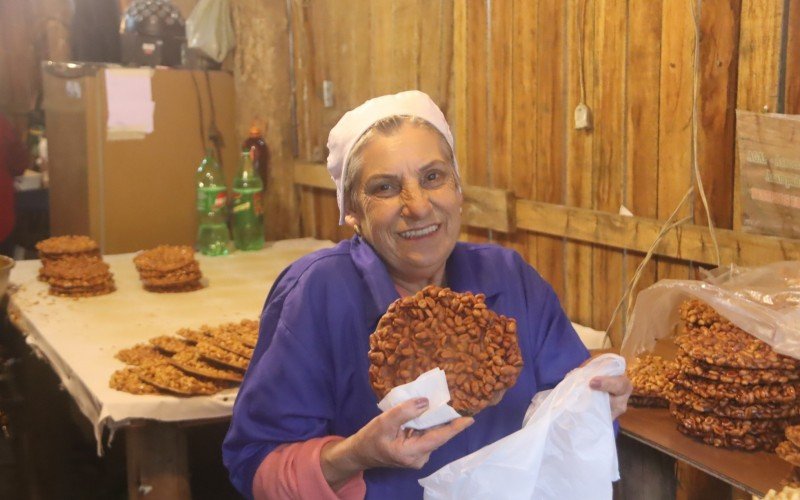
(343, 115, 458, 215)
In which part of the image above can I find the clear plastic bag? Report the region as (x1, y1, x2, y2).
(621, 261, 800, 361)
(419, 354, 624, 500)
(186, 0, 235, 63)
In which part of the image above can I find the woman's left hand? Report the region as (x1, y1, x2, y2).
(589, 375, 633, 419)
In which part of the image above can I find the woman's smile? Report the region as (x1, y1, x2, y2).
(398, 223, 440, 240)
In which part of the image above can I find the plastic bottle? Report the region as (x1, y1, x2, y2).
(241, 125, 270, 189)
(232, 148, 264, 251)
(195, 149, 230, 256)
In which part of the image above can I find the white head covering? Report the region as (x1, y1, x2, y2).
(326, 90, 459, 225)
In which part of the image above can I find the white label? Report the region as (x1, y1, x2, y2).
(65, 80, 82, 99)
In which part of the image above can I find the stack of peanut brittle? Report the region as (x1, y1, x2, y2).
(133, 245, 204, 293)
(667, 300, 800, 451)
(36, 235, 115, 297)
(110, 320, 258, 396)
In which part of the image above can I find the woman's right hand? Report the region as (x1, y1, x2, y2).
(320, 397, 474, 489)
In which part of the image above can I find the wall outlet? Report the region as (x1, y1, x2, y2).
(323, 80, 334, 108)
(574, 103, 592, 130)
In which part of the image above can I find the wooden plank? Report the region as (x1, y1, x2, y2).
(616, 434, 677, 500)
(696, 0, 740, 230)
(625, 0, 662, 317)
(564, 0, 595, 327)
(126, 424, 190, 500)
(509, 0, 536, 267)
(370, 0, 396, 96)
(785, 0, 800, 114)
(516, 199, 800, 266)
(592, 0, 626, 342)
(531, 0, 567, 298)
(453, 0, 469, 172)
(656, 0, 695, 282)
(462, 185, 516, 233)
(734, 1, 784, 230)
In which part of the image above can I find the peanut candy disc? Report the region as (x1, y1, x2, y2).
(677, 354, 800, 386)
(133, 245, 196, 272)
(109, 367, 160, 395)
(673, 373, 800, 405)
(149, 335, 192, 355)
(777, 441, 800, 467)
(36, 235, 99, 256)
(787, 425, 800, 448)
(668, 387, 800, 420)
(675, 421, 785, 452)
(115, 344, 169, 366)
(133, 363, 225, 396)
(627, 354, 677, 406)
(170, 350, 244, 382)
(368, 285, 523, 416)
(669, 403, 799, 438)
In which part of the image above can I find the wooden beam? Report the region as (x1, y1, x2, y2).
(516, 199, 800, 266)
(292, 161, 515, 233)
(294, 160, 800, 264)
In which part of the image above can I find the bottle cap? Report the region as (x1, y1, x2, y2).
(249, 125, 261, 137)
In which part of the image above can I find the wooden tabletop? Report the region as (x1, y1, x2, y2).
(619, 407, 793, 497)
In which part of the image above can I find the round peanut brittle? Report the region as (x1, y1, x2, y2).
(39, 256, 111, 280)
(677, 354, 799, 385)
(627, 354, 677, 399)
(149, 336, 192, 354)
(672, 373, 800, 405)
(669, 403, 798, 439)
(787, 425, 800, 448)
(675, 421, 785, 451)
(629, 395, 669, 408)
(109, 368, 160, 395)
(134, 245, 196, 272)
(668, 387, 800, 420)
(144, 281, 204, 293)
(777, 441, 800, 467)
(36, 235, 98, 255)
(675, 324, 799, 371)
(133, 363, 226, 396)
(49, 282, 115, 298)
(170, 350, 244, 382)
(368, 285, 523, 416)
(115, 344, 169, 366)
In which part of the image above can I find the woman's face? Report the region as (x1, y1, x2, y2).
(345, 123, 462, 284)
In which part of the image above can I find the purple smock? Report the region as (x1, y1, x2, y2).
(223, 236, 590, 498)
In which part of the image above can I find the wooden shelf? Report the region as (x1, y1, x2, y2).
(619, 407, 793, 497)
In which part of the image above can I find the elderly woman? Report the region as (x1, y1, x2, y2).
(223, 91, 632, 499)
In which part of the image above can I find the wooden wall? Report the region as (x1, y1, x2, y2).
(285, 0, 800, 345)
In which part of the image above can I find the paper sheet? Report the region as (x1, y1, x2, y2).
(8, 238, 334, 454)
(105, 68, 155, 141)
(377, 368, 461, 430)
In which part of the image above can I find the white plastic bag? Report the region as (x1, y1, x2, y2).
(186, 0, 235, 63)
(419, 354, 625, 500)
(621, 261, 800, 361)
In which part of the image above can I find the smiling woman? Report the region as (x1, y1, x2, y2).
(222, 90, 631, 500)
(344, 121, 463, 295)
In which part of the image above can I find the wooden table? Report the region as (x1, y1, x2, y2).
(619, 407, 793, 498)
(6, 238, 334, 499)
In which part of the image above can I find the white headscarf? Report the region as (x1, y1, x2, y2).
(326, 90, 459, 225)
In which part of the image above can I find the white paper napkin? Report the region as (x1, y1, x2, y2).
(377, 368, 461, 430)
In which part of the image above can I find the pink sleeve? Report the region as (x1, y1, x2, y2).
(252, 436, 366, 500)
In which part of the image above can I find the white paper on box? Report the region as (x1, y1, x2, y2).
(377, 368, 461, 430)
(105, 68, 155, 140)
(419, 353, 625, 500)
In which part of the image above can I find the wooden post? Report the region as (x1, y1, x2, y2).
(126, 423, 190, 500)
(616, 434, 677, 500)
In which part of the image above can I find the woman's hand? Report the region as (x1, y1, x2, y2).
(320, 397, 474, 489)
(589, 375, 633, 419)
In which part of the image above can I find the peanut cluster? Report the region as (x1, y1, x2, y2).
(368, 285, 523, 416)
(627, 354, 677, 408)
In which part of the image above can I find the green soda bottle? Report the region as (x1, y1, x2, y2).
(195, 149, 231, 256)
(232, 148, 265, 251)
